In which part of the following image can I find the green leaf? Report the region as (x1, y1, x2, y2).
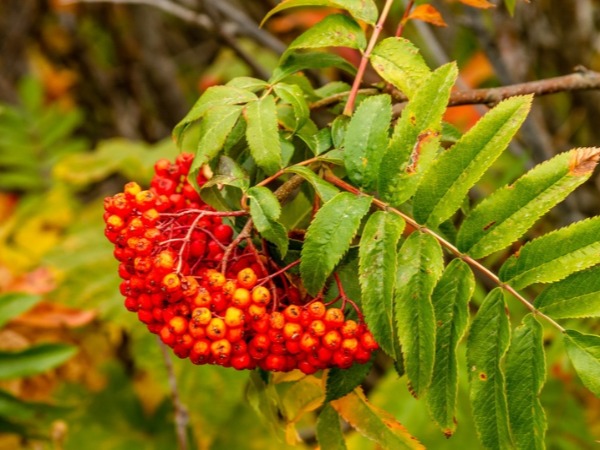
(505, 0, 517, 16)
(226, 77, 268, 92)
(270, 52, 357, 84)
(344, 95, 392, 190)
(457, 147, 600, 258)
(0, 292, 40, 328)
(173, 86, 256, 145)
(247, 186, 289, 258)
(506, 315, 547, 450)
(535, 266, 600, 319)
(325, 357, 374, 402)
(331, 389, 425, 449)
(188, 105, 244, 190)
(414, 96, 532, 227)
(358, 211, 405, 356)
(0, 343, 77, 379)
(564, 329, 600, 397)
(283, 165, 339, 202)
(378, 63, 458, 207)
(301, 193, 372, 295)
(316, 403, 347, 450)
(466, 289, 513, 450)
(261, 0, 378, 26)
(331, 115, 350, 149)
(0, 389, 67, 422)
(395, 232, 444, 398)
(370, 37, 431, 98)
(499, 216, 600, 289)
(273, 83, 309, 132)
(427, 259, 474, 435)
(202, 155, 249, 192)
(246, 96, 283, 175)
(285, 14, 366, 58)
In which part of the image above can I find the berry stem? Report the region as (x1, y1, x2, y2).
(257, 259, 301, 286)
(221, 219, 254, 273)
(322, 171, 566, 333)
(343, 0, 396, 116)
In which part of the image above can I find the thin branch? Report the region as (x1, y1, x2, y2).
(157, 339, 189, 450)
(395, 0, 415, 37)
(322, 171, 567, 333)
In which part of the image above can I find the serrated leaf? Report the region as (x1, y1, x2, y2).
(414, 96, 532, 227)
(499, 216, 600, 289)
(331, 115, 350, 149)
(506, 314, 546, 450)
(226, 77, 268, 92)
(326, 357, 374, 402)
(427, 259, 474, 434)
(564, 329, 600, 397)
(0, 344, 77, 379)
(316, 404, 347, 450)
(273, 83, 309, 132)
(247, 186, 288, 258)
(395, 232, 444, 398)
(535, 266, 600, 319)
(188, 105, 243, 190)
(270, 52, 357, 84)
(370, 38, 431, 98)
(261, 0, 378, 27)
(358, 211, 405, 356)
(283, 165, 339, 202)
(246, 96, 283, 175)
(344, 95, 392, 190)
(457, 147, 600, 258)
(280, 375, 324, 423)
(301, 193, 372, 295)
(378, 63, 458, 207)
(173, 86, 256, 145)
(0, 293, 40, 328)
(466, 288, 513, 450)
(285, 14, 366, 58)
(331, 389, 425, 449)
(202, 155, 249, 191)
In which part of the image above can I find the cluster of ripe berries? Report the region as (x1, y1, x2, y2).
(103, 153, 378, 374)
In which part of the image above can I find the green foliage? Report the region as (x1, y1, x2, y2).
(316, 404, 347, 450)
(261, 0, 379, 26)
(0, 292, 40, 328)
(563, 330, 600, 397)
(0, 344, 77, 379)
(326, 356, 374, 402)
(247, 186, 289, 257)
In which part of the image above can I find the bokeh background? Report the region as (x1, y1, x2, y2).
(0, 1, 599, 448)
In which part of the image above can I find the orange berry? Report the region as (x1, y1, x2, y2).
(341, 338, 359, 355)
(162, 273, 181, 293)
(324, 308, 345, 328)
(224, 307, 244, 327)
(222, 280, 236, 298)
(323, 330, 342, 350)
(168, 316, 188, 335)
(192, 288, 212, 308)
(232, 288, 251, 308)
(269, 311, 285, 329)
(360, 331, 379, 350)
(341, 320, 359, 338)
(205, 269, 226, 290)
(188, 321, 206, 339)
(237, 268, 257, 289)
(206, 317, 227, 340)
(191, 307, 212, 325)
(251, 286, 271, 305)
(182, 276, 199, 297)
(247, 304, 266, 321)
(308, 320, 327, 337)
(210, 339, 232, 362)
(299, 332, 318, 352)
(226, 327, 244, 343)
(283, 305, 301, 322)
(283, 322, 303, 341)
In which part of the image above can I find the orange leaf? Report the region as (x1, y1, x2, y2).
(408, 4, 447, 27)
(12, 302, 96, 329)
(457, 0, 496, 9)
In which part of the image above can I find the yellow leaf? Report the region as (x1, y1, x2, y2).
(457, 0, 496, 8)
(408, 4, 447, 27)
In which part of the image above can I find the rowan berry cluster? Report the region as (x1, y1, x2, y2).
(103, 153, 378, 374)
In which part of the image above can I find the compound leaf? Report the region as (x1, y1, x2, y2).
(457, 147, 600, 258)
(301, 193, 372, 295)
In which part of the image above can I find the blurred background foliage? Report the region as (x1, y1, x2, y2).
(0, 0, 599, 448)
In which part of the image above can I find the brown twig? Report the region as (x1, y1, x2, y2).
(395, 0, 415, 37)
(157, 339, 189, 450)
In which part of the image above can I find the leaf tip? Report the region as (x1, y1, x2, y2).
(569, 147, 600, 176)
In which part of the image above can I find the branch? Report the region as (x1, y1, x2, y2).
(389, 66, 600, 106)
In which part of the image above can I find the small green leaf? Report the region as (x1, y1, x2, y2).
(201, 155, 249, 191)
(331, 115, 350, 149)
(316, 404, 347, 450)
(326, 357, 374, 402)
(358, 211, 405, 356)
(245, 96, 282, 175)
(173, 86, 256, 145)
(0, 293, 40, 328)
(261, 0, 378, 27)
(395, 232, 444, 398)
(535, 266, 600, 319)
(466, 289, 513, 450)
(499, 216, 600, 289)
(370, 38, 431, 98)
(506, 315, 547, 450)
(188, 105, 244, 190)
(283, 165, 339, 202)
(273, 83, 309, 131)
(564, 329, 600, 397)
(344, 95, 392, 190)
(378, 63, 458, 207)
(226, 77, 268, 92)
(285, 14, 366, 57)
(457, 147, 600, 258)
(414, 96, 532, 227)
(270, 52, 357, 84)
(427, 259, 474, 435)
(331, 389, 425, 449)
(0, 343, 77, 379)
(505, 0, 517, 16)
(301, 193, 372, 295)
(247, 186, 289, 258)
